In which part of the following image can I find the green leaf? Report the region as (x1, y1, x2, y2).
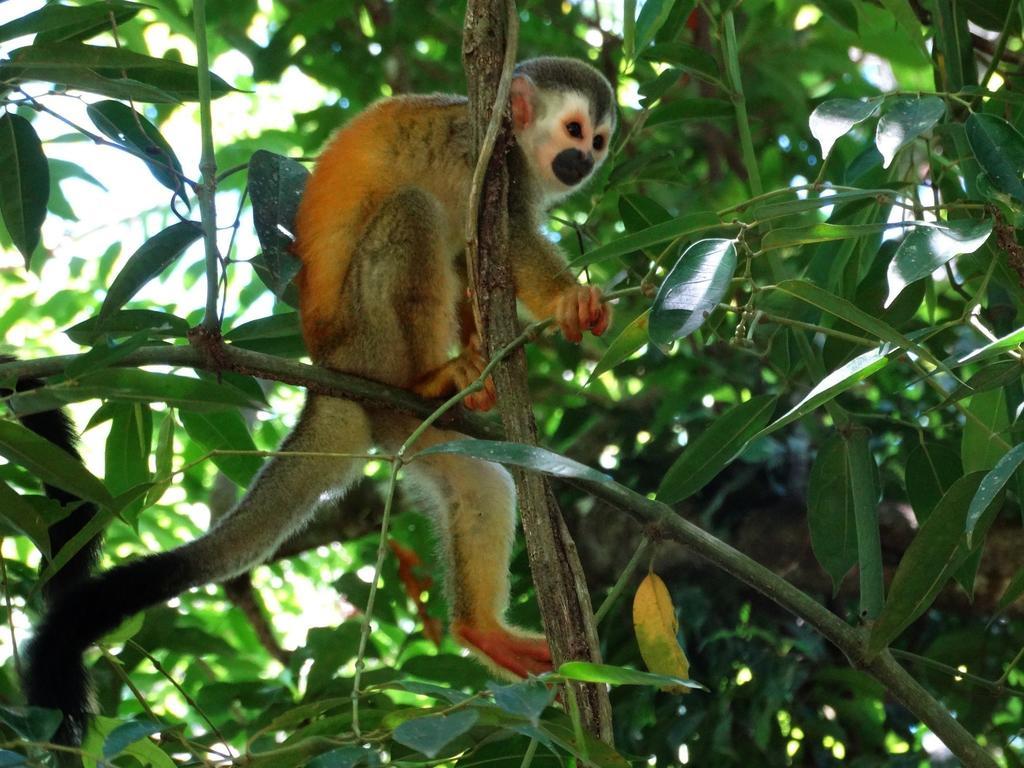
(308, 746, 382, 768)
(38, 506, 115, 591)
(966, 443, 1024, 545)
(65, 331, 151, 378)
(877, 0, 930, 61)
(557, 661, 707, 691)
(0, 706, 62, 742)
(248, 150, 308, 303)
(993, 568, 1024, 618)
(884, 220, 992, 307)
(571, 211, 720, 268)
(104, 403, 152, 521)
(392, 710, 478, 759)
(588, 310, 649, 382)
(868, 473, 988, 653)
(761, 222, 890, 251)
(649, 238, 737, 348)
(180, 410, 263, 486)
(144, 410, 175, 508)
(875, 97, 945, 168)
(657, 395, 776, 504)
(904, 442, 961, 522)
(66, 309, 189, 344)
(965, 113, 1024, 201)
(0, 750, 27, 767)
(87, 100, 186, 201)
(488, 680, 554, 726)
(807, 435, 857, 592)
(97, 221, 202, 326)
(817, 0, 858, 29)
(961, 388, 1009, 473)
(635, 0, 679, 51)
(0, 42, 234, 103)
(102, 720, 163, 759)
(846, 427, 882, 619)
(808, 98, 881, 158)
(0, 481, 50, 556)
(773, 280, 944, 371)
(637, 68, 681, 107)
(956, 324, 1024, 366)
(417, 440, 613, 487)
(932, 361, 1022, 411)
(377, 681, 468, 704)
(642, 42, 719, 82)
(535, 712, 631, 767)
(83, 715, 175, 768)
(0, 2, 144, 44)
(8, 369, 265, 414)
(623, 0, 636, 59)
(646, 98, 733, 127)
(225, 312, 306, 357)
(750, 188, 886, 219)
(618, 194, 671, 232)
(102, 610, 144, 645)
(0, 114, 49, 268)
(756, 345, 891, 438)
(0, 420, 112, 506)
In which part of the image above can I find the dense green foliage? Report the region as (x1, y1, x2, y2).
(1, 0, 1023, 765)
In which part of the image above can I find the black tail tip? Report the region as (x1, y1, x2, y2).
(23, 629, 92, 749)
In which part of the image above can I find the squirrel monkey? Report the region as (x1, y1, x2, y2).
(22, 56, 615, 742)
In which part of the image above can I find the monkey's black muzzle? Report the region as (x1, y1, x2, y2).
(552, 149, 594, 186)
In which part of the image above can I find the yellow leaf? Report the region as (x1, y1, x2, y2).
(632, 572, 691, 693)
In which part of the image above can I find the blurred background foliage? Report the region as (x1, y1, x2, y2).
(0, 0, 1023, 765)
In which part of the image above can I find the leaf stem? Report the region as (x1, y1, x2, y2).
(976, 5, 1015, 100)
(718, 303, 876, 346)
(594, 536, 649, 624)
(890, 648, 1024, 698)
(721, 10, 762, 196)
(352, 456, 400, 737)
(518, 737, 539, 768)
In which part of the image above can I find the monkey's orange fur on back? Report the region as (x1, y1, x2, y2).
(289, 59, 617, 677)
(20, 59, 618, 749)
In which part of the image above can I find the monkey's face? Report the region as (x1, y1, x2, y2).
(513, 89, 613, 202)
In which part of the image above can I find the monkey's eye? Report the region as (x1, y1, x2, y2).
(566, 121, 583, 139)
(593, 134, 605, 151)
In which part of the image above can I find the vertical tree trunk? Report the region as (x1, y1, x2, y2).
(462, 0, 613, 745)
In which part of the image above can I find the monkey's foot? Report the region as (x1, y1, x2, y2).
(412, 350, 497, 411)
(555, 285, 611, 343)
(454, 622, 553, 678)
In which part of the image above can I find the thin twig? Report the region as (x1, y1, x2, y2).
(351, 457, 399, 737)
(594, 536, 649, 624)
(127, 639, 229, 748)
(192, 0, 223, 332)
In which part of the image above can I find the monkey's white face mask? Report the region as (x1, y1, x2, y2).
(511, 78, 613, 204)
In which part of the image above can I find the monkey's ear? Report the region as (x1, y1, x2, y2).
(510, 75, 534, 130)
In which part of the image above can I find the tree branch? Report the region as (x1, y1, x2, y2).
(0, 346, 501, 440)
(461, 0, 613, 744)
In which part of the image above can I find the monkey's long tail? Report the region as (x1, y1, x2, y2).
(24, 550, 200, 745)
(0, 357, 101, 601)
(0, 357, 205, 745)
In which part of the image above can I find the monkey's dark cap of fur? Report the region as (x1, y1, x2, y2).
(514, 57, 616, 130)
